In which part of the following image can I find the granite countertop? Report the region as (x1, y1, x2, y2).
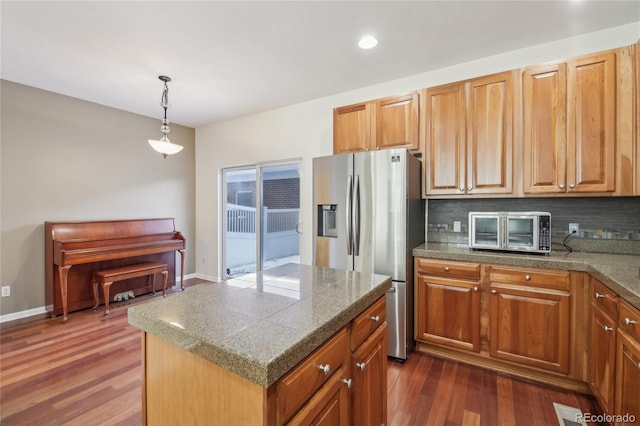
(128, 263, 391, 388)
(413, 242, 640, 310)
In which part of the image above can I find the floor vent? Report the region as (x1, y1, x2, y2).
(553, 402, 586, 426)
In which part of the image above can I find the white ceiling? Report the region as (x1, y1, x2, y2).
(1, 1, 639, 128)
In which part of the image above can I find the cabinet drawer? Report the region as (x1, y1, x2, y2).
(591, 278, 618, 319)
(277, 327, 348, 424)
(351, 296, 386, 350)
(619, 299, 640, 342)
(489, 266, 570, 291)
(416, 258, 481, 280)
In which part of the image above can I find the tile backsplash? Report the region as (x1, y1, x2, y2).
(427, 197, 640, 253)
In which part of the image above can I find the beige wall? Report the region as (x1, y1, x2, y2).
(0, 80, 196, 317)
(196, 22, 640, 280)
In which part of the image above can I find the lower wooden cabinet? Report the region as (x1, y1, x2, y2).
(287, 367, 350, 426)
(414, 258, 587, 391)
(589, 304, 618, 413)
(489, 267, 571, 374)
(352, 322, 387, 426)
(416, 270, 480, 352)
(614, 299, 640, 425)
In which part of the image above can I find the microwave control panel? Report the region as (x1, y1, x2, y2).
(538, 215, 551, 251)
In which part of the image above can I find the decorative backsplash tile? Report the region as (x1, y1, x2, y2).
(427, 197, 640, 253)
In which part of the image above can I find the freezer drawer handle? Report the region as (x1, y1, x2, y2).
(387, 287, 396, 293)
(346, 175, 353, 256)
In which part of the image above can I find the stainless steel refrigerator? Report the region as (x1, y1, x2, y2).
(312, 148, 424, 360)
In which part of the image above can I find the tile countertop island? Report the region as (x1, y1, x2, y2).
(413, 242, 640, 310)
(128, 263, 391, 388)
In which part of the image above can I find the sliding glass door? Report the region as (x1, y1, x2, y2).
(222, 161, 301, 278)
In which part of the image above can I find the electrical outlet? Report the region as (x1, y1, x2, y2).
(453, 220, 462, 233)
(569, 223, 580, 236)
(1, 286, 10, 297)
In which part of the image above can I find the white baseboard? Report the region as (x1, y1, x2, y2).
(190, 273, 219, 282)
(1, 306, 50, 324)
(0, 273, 213, 324)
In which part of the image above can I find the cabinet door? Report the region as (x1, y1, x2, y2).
(375, 92, 419, 151)
(333, 103, 372, 154)
(287, 367, 350, 426)
(423, 83, 466, 196)
(614, 330, 640, 426)
(352, 322, 387, 426)
(589, 305, 617, 414)
(489, 284, 570, 373)
(522, 63, 567, 194)
(567, 52, 616, 192)
(466, 71, 514, 195)
(416, 274, 480, 352)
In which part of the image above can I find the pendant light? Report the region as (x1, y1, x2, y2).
(148, 75, 183, 158)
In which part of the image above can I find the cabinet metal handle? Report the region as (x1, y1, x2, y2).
(467, 186, 473, 191)
(341, 378, 352, 388)
(356, 362, 366, 371)
(473, 286, 479, 292)
(318, 364, 331, 375)
(459, 187, 465, 192)
(637, 362, 640, 370)
(569, 183, 575, 189)
(603, 326, 613, 332)
(444, 267, 450, 272)
(491, 290, 497, 295)
(625, 318, 637, 326)
(559, 184, 565, 189)
(595, 293, 606, 299)
(525, 275, 531, 281)
(369, 315, 380, 323)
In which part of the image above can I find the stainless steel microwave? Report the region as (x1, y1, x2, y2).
(468, 212, 551, 254)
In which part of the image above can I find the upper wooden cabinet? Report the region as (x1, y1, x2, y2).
(422, 71, 514, 197)
(636, 40, 640, 196)
(523, 47, 635, 196)
(333, 102, 372, 154)
(333, 92, 419, 154)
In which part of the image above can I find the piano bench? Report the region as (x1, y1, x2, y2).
(92, 262, 168, 316)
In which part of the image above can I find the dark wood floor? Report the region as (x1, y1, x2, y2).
(1, 279, 600, 426)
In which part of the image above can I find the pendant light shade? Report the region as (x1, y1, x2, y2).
(148, 75, 183, 158)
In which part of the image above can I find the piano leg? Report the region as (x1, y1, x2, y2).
(58, 265, 72, 322)
(91, 276, 99, 310)
(178, 249, 186, 290)
(161, 270, 168, 297)
(102, 281, 114, 316)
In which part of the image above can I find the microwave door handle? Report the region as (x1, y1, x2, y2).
(346, 175, 353, 255)
(353, 175, 360, 256)
(502, 218, 508, 249)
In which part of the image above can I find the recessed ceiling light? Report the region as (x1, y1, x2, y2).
(358, 36, 378, 49)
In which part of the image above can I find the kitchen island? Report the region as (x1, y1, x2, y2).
(128, 263, 391, 425)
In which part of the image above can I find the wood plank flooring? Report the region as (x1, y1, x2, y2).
(2, 279, 601, 425)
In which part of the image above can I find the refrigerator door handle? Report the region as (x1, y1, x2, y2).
(346, 175, 353, 255)
(354, 175, 361, 256)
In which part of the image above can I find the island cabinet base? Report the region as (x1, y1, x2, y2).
(143, 333, 276, 426)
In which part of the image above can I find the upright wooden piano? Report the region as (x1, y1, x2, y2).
(45, 218, 186, 322)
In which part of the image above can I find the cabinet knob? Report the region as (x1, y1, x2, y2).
(473, 286, 479, 292)
(444, 267, 450, 272)
(595, 293, 606, 299)
(459, 187, 465, 192)
(467, 186, 473, 192)
(369, 315, 380, 323)
(559, 184, 565, 189)
(603, 326, 613, 332)
(318, 364, 331, 375)
(569, 183, 576, 189)
(624, 318, 637, 326)
(341, 378, 353, 389)
(491, 290, 497, 295)
(356, 362, 366, 371)
(524, 275, 531, 281)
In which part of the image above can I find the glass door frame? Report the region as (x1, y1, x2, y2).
(221, 158, 302, 280)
